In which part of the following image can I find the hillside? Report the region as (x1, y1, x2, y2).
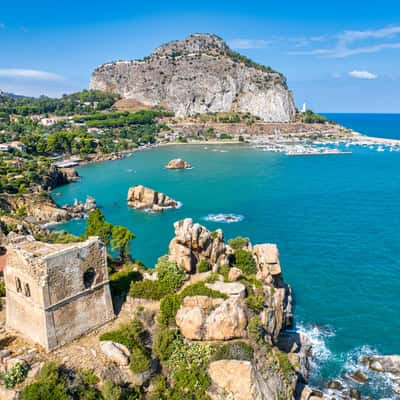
(90, 33, 296, 122)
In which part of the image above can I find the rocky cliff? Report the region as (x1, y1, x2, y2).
(90, 33, 295, 122)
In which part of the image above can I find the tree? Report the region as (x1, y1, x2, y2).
(84, 208, 112, 245)
(111, 225, 135, 261)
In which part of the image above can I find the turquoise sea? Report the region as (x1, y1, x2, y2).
(53, 114, 400, 398)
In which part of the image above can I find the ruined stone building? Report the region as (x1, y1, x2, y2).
(4, 235, 114, 351)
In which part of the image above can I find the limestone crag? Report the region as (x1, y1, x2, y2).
(165, 158, 192, 169)
(90, 33, 295, 122)
(168, 218, 227, 272)
(127, 185, 178, 212)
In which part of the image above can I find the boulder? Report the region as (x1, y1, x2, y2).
(207, 360, 271, 400)
(127, 185, 178, 212)
(253, 244, 281, 284)
(168, 218, 227, 272)
(205, 281, 246, 298)
(100, 341, 131, 366)
(348, 370, 369, 383)
(175, 296, 247, 341)
(228, 266, 243, 281)
(165, 158, 192, 169)
(366, 355, 400, 374)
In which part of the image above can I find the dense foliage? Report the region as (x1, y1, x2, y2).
(233, 249, 257, 274)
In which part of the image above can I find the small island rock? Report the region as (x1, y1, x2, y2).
(127, 185, 178, 212)
(165, 158, 192, 169)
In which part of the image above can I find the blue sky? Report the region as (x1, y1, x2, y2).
(1, 0, 400, 112)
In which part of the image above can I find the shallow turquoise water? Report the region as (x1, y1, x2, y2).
(53, 117, 400, 397)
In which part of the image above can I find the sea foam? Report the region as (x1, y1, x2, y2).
(204, 213, 244, 223)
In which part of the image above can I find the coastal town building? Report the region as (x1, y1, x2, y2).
(4, 235, 114, 351)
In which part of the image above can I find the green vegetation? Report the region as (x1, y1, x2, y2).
(111, 225, 135, 262)
(301, 110, 327, 124)
(233, 249, 257, 274)
(129, 257, 185, 300)
(245, 294, 265, 313)
(0, 280, 6, 297)
(158, 294, 181, 326)
(248, 315, 264, 342)
(100, 317, 151, 376)
(196, 259, 210, 273)
(228, 236, 249, 251)
(19, 362, 141, 400)
(1, 362, 29, 388)
(179, 281, 227, 300)
(109, 264, 142, 296)
(84, 209, 135, 262)
(213, 341, 254, 362)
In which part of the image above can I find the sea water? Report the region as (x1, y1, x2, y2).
(53, 114, 400, 398)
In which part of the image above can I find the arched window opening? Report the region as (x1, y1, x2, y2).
(83, 268, 96, 289)
(15, 277, 22, 293)
(24, 283, 31, 297)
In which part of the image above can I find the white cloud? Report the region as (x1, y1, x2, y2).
(348, 70, 378, 80)
(228, 38, 270, 49)
(0, 68, 64, 81)
(288, 25, 400, 58)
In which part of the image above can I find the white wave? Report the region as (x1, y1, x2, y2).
(296, 322, 335, 370)
(204, 213, 244, 223)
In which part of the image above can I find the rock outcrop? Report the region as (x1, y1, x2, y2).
(207, 360, 272, 400)
(127, 185, 178, 212)
(168, 218, 227, 272)
(100, 341, 131, 366)
(165, 158, 192, 169)
(175, 296, 247, 341)
(90, 33, 295, 122)
(364, 355, 400, 374)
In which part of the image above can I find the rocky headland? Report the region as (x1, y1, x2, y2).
(127, 185, 179, 212)
(90, 33, 295, 122)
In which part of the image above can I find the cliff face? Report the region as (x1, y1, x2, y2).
(90, 33, 295, 122)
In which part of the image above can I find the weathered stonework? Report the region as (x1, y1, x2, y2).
(4, 235, 114, 351)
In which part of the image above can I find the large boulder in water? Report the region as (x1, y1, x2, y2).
(165, 158, 192, 169)
(127, 185, 178, 212)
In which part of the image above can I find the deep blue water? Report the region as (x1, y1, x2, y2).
(324, 113, 400, 139)
(53, 114, 400, 398)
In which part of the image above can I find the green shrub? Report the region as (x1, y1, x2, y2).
(213, 342, 254, 361)
(99, 318, 145, 351)
(0, 280, 5, 297)
(218, 264, 230, 281)
(156, 256, 185, 293)
(248, 315, 264, 342)
(165, 339, 215, 400)
(197, 259, 210, 273)
(1, 362, 29, 388)
(159, 294, 181, 326)
(234, 249, 257, 275)
(20, 362, 69, 400)
(245, 294, 265, 313)
(110, 266, 142, 296)
(129, 280, 165, 300)
(153, 328, 180, 362)
(129, 346, 150, 373)
(274, 349, 294, 376)
(101, 380, 122, 400)
(179, 281, 227, 300)
(228, 236, 249, 251)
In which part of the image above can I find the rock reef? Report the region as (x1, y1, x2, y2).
(165, 158, 192, 169)
(90, 33, 295, 122)
(127, 185, 178, 212)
